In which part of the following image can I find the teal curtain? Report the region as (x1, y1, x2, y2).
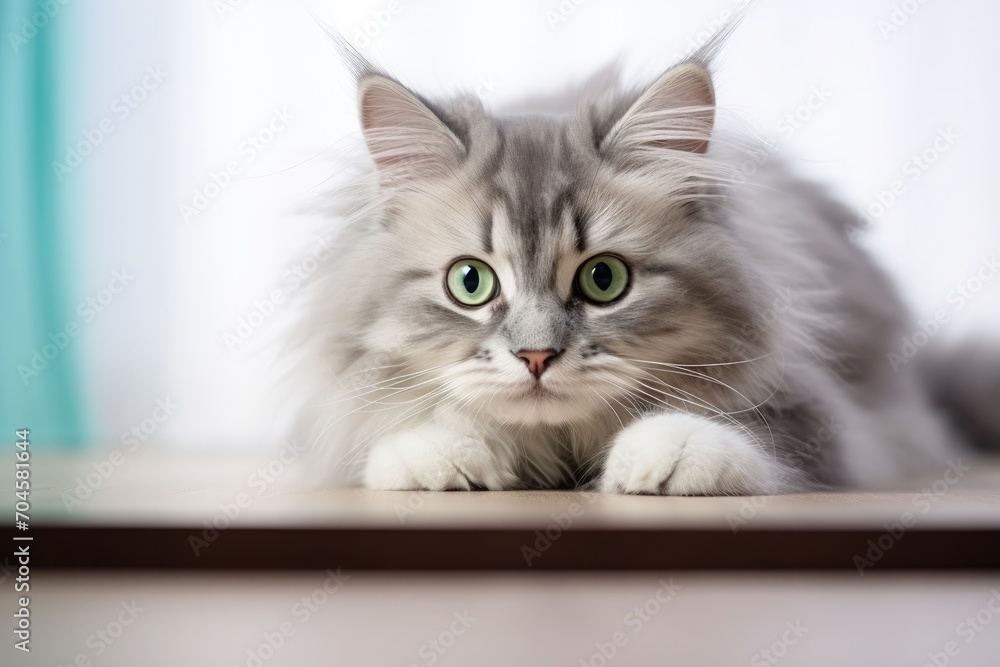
(1, 1, 87, 447)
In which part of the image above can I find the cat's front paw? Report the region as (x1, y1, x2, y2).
(599, 413, 789, 495)
(363, 425, 516, 491)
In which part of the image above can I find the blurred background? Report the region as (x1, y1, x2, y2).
(3, 0, 999, 452)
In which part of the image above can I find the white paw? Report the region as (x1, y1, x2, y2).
(599, 413, 788, 495)
(363, 425, 516, 491)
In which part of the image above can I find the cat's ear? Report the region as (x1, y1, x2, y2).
(600, 62, 715, 161)
(358, 76, 464, 179)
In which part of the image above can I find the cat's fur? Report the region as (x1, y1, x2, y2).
(288, 37, 969, 495)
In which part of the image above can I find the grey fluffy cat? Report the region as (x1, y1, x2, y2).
(289, 36, 977, 495)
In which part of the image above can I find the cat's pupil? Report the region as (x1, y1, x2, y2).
(593, 262, 612, 291)
(462, 266, 480, 293)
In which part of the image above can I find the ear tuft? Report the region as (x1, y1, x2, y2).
(601, 63, 716, 162)
(358, 76, 465, 179)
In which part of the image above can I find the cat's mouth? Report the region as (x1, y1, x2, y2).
(493, 381, 583, 425)
(520, 382, 562, 400)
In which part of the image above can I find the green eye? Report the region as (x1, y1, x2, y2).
(446, 258, 498, 306)
(577, 255, 629, 304)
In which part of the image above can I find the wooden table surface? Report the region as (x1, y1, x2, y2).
(10, 451, 1000, 570)
(6, 452, 1000, 666)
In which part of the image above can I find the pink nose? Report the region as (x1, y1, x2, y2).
(514, 349, 559, 379)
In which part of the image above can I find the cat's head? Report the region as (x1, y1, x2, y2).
(340, 62, 765, 426)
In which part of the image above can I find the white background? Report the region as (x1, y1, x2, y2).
(72, 0, 1000, 450)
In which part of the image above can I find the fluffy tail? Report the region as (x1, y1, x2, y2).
(924, 340, 1000, 452)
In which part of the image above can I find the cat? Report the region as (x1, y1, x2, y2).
(287, 30, 983, 496)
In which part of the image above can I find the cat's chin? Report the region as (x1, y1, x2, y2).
(484, 388, 585, 426)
